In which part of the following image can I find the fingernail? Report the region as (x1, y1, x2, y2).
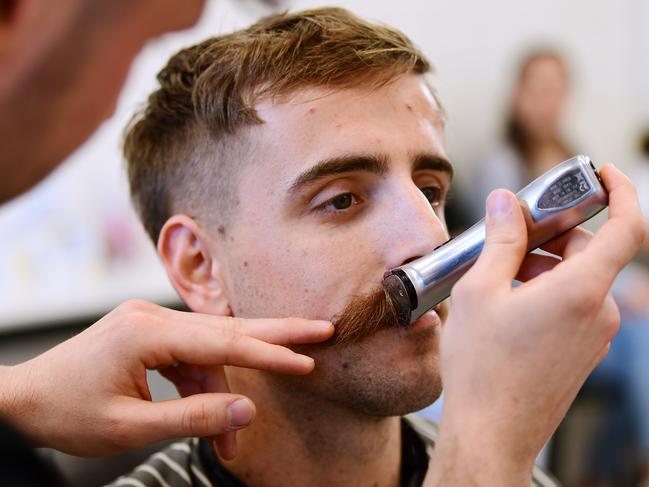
(314, 320, 334, 331)
(297, 354, 315, 367)
(228, 399, 254, 428)
(487, 190, 513, 221)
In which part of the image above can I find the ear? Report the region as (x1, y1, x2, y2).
(157, 215, 231, 316)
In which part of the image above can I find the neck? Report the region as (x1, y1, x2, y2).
(527, 139, 569, 177)
(221, 369, 402, 487)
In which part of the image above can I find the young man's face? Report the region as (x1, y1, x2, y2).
(212, 74, 452, 415)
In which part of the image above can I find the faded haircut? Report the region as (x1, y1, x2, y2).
(124, 7, 433, 243)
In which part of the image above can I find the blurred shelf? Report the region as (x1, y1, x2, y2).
(0, 268, 182, 336)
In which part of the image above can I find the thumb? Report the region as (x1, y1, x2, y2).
(125, 394, 256, 445)
(467, 189, 528, 286)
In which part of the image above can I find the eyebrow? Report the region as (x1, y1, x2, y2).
(288, 152, 454, 195)
(288, 154, 389, 194)
(412, 154, 454, 181)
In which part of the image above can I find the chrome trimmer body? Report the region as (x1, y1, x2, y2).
(383, 155, 609, 325)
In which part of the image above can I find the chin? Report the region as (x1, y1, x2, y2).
(288, 323, 443, 417)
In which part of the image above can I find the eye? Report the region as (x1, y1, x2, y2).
(330, 192, 354, 210)
(420, 186, 442, 207)
(314, 191, 361, 216)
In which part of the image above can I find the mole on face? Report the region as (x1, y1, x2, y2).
(217, 225, 226, 237)
(405, 103, 413, 111)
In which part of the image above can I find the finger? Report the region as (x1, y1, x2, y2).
(515, 253, 561, 282)
(214, 432, 237, 461)
(208, 368, 237, 462)
(225, 316, 334, 345)
(123, 394, 256, 444)
(579, 294, 620, 355)
(157, 365, 204, 397)
(466, 189, 528, 286)
(569, 164, 646, 286)
(158, 364, 230, 398)
(537, 227, 593, 259)
(602, 293, 621, 342)
(139, 322, 318, 375)
(594, 342, 612, 366)
(152, 307, 334, 345)
(203, 365, 230, 394)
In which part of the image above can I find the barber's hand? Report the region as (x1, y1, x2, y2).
(427, 164, 647, 486)
(0, 300, 332, 457)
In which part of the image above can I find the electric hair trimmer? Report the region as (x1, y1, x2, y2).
(383, 154, 608, 325)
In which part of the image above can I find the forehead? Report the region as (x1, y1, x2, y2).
(521, 57, 567, 84)
(246, 74, 447, 187)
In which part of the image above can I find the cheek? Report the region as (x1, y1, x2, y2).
(222, 235, 338, 319)
(223, 227, 380, 320)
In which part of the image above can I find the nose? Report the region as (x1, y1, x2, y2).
(379, 181, 449, 270)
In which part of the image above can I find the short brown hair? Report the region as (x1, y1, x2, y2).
(124, 7, 432, 243)
(642, 130, 649, 158)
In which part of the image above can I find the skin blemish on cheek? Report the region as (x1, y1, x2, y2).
(243, 261, 248, 267)
(342, 362, 350, 370)
(217, 225, 226, 237)
(405, 103, 413, 111)
(307, 107, 316, 115)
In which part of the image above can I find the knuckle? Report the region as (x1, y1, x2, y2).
(115, 300, 159, 331)
(598, 342, 612, 363)
(284, 317, 305, 334)
(574, 231, 593, 248)
(569, 293, 598, 316)
(603, 305, 621, 342)
(117, 299, 149, 314)
(488, 228, 521, 247)
(285, 317, 301, 326)
(631, 217, 648, 247)
(211, 319, 243, 362)
(565, 281, 601, 315)
(182, 400, 220, 436)
(225, 317, 245, 340)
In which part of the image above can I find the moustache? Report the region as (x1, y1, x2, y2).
(331, 285, 407, 345)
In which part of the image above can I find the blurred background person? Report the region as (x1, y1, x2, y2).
(466, 49, 574, 222)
